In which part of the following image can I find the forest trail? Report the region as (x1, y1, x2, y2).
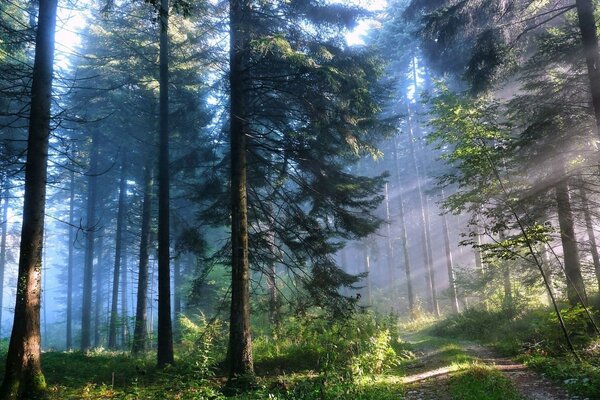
(401, 333, 581, 400)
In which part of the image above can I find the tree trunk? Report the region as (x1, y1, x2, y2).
(227, 0, 254, 380)
(384, 183, 395, 297)
(109, 155, 127, 349)
(0, 190, 9, 338)
(94, 226, 105, 348)
(555, 179, 588, 306)
(575, 0, 600, 135)
(173, 256, 181, 341)
(132, 165, 153, 355)
(81, 132, 99, 351)
(406, 103, 438, 316)
(0, 0, 57, 396)
(441, 192, 459, 314)
(66, 168, 74, 350)
(391, 136, 415, 312)
(156, 0, 174, 368)
(121, 217, 129, 347)
(579, 183, 600, 292)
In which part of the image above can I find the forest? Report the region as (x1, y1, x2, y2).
(2, 0, 600, 398)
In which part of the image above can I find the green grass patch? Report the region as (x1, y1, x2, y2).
(449, 365, 523, 400)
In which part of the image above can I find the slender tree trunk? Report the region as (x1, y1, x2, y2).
(121, 219, 129, 347)
(391, 136, 415, 312)
(173, 256, 181, 341)
(406, 103, 438, 316)
(555, 178, 588, 306)
(81, 132, 99, 351)
(228, 0, 254, 380)
(579, 182, 600, 292)
(266, 218, 279, 325)
(441, 192, 459, 314)
(132, 165, 153, 355)
(424, 196, 440, 315)
(94, 227, 105, 348)
(575, 0, 600, 135)
(156, 0, 174, 368)
(0, 0, 57, 395)
(0, 190, 9, 338)
(66, 168, 74, 349)
(384, 183, 395, 296)
(109, 155, 127, 349)
(364, 246, 372, 306)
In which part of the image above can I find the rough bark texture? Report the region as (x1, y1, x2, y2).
(109, 156, 127, 349)
(81, 132, 99, 351)
(132, 165, 153, 355)
(157, 0, 174, 367)
(228, 0, 254, 380)
(0, 0, 58, 396)
(575, 0, 600, 135)
(555, 179, 588, 306)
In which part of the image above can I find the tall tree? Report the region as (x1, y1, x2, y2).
(81, 132, 99, 351)
(132, 164, 153, 355)
(0, 0, 58, 396)
(109, 154, 127, 349)
(0, 190, 9, 337)
(227, 0, 254, 379)
(156, 0, 174, 368)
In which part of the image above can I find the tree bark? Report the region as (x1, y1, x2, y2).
(228, 0, 254, 380)
(0, 190, 9, 338)
(0, 0, 57, 396)
(157, 0, 174, 368)
(132, 165, 153, 355)
(121, 216, 129, 347)
(575, 0, 600, 135)
(81, 132, 99, 351)
(555, 179, 588, 306)
(109, 155, 127, 349)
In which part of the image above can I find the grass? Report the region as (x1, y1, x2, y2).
(449, 365, 523, 400)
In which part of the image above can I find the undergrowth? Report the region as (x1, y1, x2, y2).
(431, 305, 600, 397)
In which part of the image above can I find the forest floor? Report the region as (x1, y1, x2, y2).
(400, 332, 583, 400)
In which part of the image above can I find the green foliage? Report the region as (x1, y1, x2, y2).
(449, 364, 523, 400)
(179, 314, 226, 376)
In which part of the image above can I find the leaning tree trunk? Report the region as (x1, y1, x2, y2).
(132, 164, 153, 355)
(0, 189, 9, 337)
(157, 0, 174, 368)
(109, 155, 127, 349)
(555, 178, 588, 306)
(0, 0, 58, 396)
(81, 131, 99, 351)
(227, 0, 254, 380)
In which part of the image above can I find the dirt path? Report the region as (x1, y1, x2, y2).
(401, 335, 584, 400)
